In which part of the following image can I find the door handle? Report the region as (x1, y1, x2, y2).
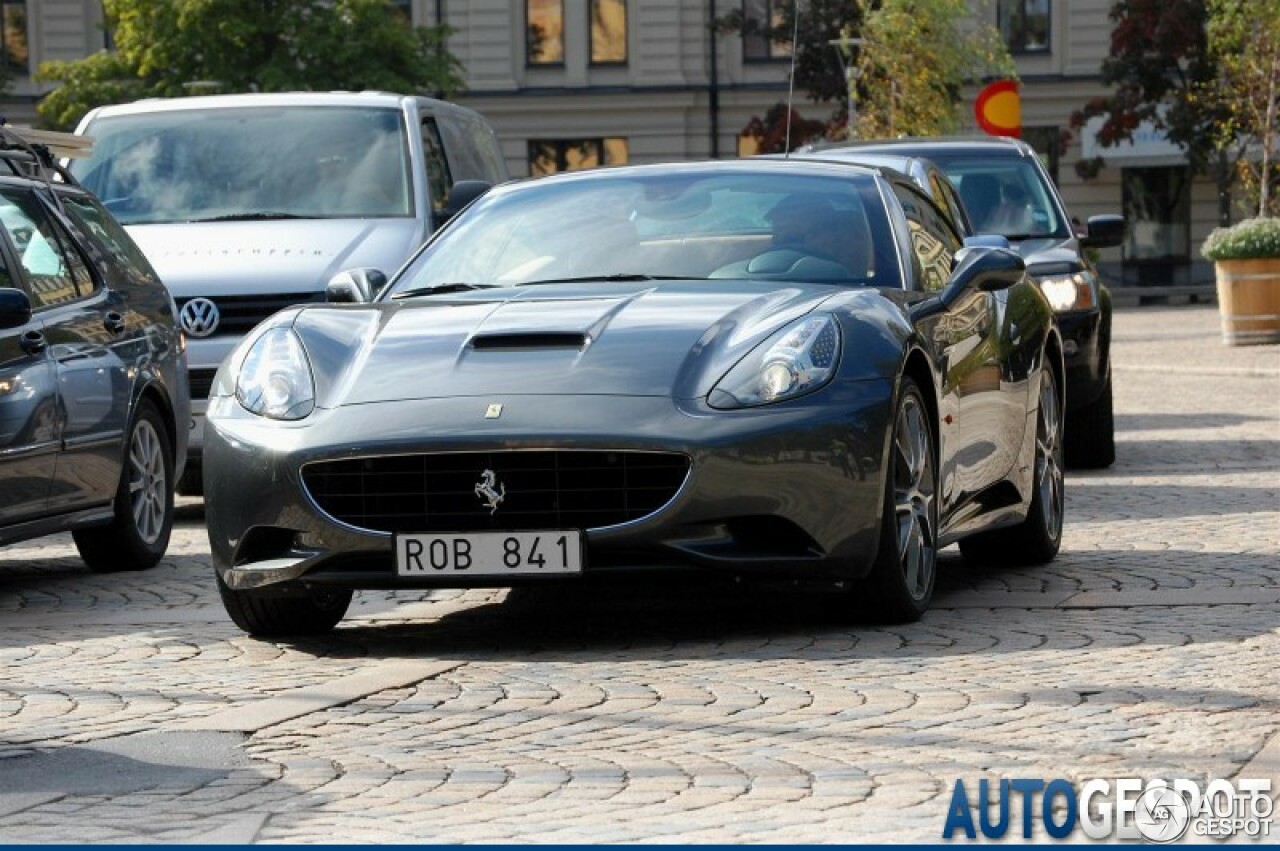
(19, 329, 46, 355)
(104, 311, 126, 335)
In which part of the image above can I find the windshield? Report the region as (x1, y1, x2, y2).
(385, 169, 900, 295)
(927, 153, 1068, 239)
(71, 106, 413, 225)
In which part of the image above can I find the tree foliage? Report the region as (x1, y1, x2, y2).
(720, 0, 1014, 153)
(1066, 0, 1222, 178)
(1206, 0, 1280, 217)
(853, 0, 1015, 139)
(36, 0, 466, 130)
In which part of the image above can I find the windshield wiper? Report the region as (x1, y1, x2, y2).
(188, 212, 309, 222)
(391, 283, 501, 300)
(518, 274, 704, 286)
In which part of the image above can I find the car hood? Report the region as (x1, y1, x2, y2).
(1010, 237, 1087, 274)
(126, 219, 422, 297)
(287, 281, 838, 405)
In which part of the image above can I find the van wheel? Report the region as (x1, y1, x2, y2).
(74, 401, 174, 572)
(217, 573, 352, 637)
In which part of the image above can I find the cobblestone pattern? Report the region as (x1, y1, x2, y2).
(0, 306, 1276, 842)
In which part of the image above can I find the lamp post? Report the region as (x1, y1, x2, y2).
(828, 32, 864, 139)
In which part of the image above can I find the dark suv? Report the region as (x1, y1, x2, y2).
(0, 128, 188, 570)
(795, 137, 1124, 468)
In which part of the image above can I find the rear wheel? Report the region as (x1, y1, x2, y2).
(959, 364, 1064, 566)
(1065, 373, 1115, 469)
(863, 377, 938, 622)
(74, 401, 174, 572)
(217, 573, 352, 637)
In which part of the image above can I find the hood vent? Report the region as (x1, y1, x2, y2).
(470, 332, 589, 351)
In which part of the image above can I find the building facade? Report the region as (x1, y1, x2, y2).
(3, 0, 1222, 285)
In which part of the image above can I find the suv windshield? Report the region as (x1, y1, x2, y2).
(71, 106, 413, 225)
(926, 153, 1068, 240)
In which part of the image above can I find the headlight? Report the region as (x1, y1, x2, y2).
(1037, 270, 1097, 312)
(235, 327, 315, 420)
(709, 314, 841, 409)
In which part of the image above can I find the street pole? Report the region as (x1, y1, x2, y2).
(828, 33, 863, 140)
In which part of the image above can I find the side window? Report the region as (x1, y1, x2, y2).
(930, 173, 970, 236)
(421, 118, 455, 213)
(893, 184, 961, 292)
(0, 189, 95, 308)
(61, 193, 160, 287)
(436, 116, 507, 184)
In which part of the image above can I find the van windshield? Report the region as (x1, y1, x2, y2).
(71, 106, 414, 225)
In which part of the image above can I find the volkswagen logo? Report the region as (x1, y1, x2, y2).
(178, 298, 220, 338)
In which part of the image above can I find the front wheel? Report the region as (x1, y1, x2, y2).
(73, 400, 174, 572)
(217, 573, 352, 637)
(863, 377, 938, 622)
(1064, 373, 1115, 469)
(959, 364, 1064, 566)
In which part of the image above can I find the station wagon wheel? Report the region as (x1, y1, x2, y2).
(73, 400, 175, 572)
(958, 360, 1064, 566)
(865, 376, 938, 621)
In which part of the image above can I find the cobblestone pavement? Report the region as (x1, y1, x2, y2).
(0, 305, 1276, 843)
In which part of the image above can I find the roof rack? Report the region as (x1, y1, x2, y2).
(0, 124, 92, 187)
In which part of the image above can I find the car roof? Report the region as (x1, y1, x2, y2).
(501, 157, 884, 193)
(82, 91, 476, 121)
(809, 136, 1037, 159)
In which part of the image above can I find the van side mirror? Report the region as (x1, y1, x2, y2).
(433, 180, 492, 230)
(911, 247, 1025, 322)
(0, 288, 31, 329)
(326, 268, 388, 304)
(1081, 214, 1126, 249)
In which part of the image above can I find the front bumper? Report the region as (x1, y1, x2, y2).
(205, 382, 894, 592)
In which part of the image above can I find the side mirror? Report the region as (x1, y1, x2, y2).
(325, 268, 388, 304)
(432, 180, 492, 230)
(911, 247, 1025, 322)
(1081, 214, 1126, 249)
(0, 287, 31, 330)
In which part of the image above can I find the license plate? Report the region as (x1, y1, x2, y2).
(395, 530, 583, 576)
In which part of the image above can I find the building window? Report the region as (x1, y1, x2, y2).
(1122, 166, 1191, 264)
(1, 1, 27, 73)
(528, 138, 628, 175)
(1022, 126, 1060, 184)
(998, 0, 1050, 53)
(590, 0, 627, 64)
(742, 0, 792, 61)
(527, 0, 565, 65)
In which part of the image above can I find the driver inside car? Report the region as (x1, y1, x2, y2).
(766, 195, 869, 277)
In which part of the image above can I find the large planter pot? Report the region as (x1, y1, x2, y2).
(1214, 258, 1280, 346)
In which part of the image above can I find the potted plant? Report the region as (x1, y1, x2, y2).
(1201, 217, 1280, 346)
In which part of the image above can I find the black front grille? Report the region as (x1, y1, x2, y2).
(178, 293, 323, 337)
(302, 450, 691, 533)
(188, 367, 218, 400)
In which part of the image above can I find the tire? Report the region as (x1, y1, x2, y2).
(1065, 373, 1115, 469)
(217, 572, 352, 637)
(863, 377, 938, 622)
(73, 400, 174, 573)
(959, 364, 1065, 566)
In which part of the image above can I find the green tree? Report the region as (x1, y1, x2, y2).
(1206, 0, 1280, 217)
(853, 0, 1015, 138)
(36, 0, 465, 130)
(721, 0, 1014, 152)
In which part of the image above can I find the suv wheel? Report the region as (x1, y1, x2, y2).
(73, 400, 174, 572)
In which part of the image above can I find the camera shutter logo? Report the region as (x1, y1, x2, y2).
(179, 298, 221, 338)
(1135, 786, 1192, 843)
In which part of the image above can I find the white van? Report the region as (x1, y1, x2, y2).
(71, 92, 509, 491)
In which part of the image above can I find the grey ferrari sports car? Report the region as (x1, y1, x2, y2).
(204, 159, 1066, 636)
